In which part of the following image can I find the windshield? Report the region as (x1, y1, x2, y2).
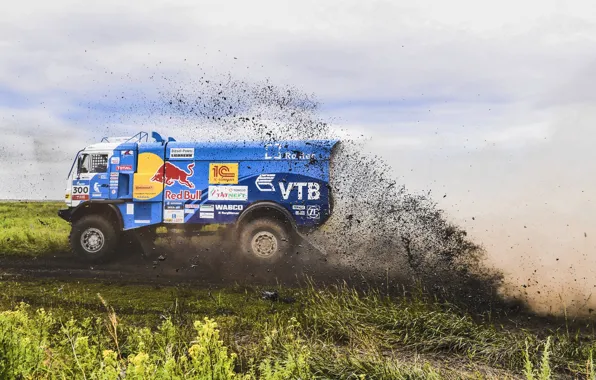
(67, 150, 83, 179)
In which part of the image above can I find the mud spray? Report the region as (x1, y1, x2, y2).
(97, 72, 535, 314)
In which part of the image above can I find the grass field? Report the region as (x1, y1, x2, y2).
(0, 201, 69, 255)
(1, 201, 596, 379)
(2, 278, 596, 379)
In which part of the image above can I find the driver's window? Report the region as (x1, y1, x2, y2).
(78, 154, 108, 174)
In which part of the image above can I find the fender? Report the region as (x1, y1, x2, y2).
(60, 200, 125, 231)
(236, 201, 297, 230)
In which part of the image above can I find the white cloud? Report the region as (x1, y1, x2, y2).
(483, 123, 552, 147)
(3, 1, 596, 302)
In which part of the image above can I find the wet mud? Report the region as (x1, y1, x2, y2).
(0, 237, 396, 291)
(5, 72, 527, 315)
(133, 76, 511, 312)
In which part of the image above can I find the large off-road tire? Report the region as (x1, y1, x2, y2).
(237, 217, 292, 264)
(69, 215, 119, 263)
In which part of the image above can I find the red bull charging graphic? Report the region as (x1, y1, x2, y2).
(151, 162, 195, 188)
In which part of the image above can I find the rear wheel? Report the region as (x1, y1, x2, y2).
(238, 218, 292, 263)
(70, 215, 119, 263)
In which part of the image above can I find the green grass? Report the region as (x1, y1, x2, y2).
(1, 278, 596, 379)
(2, 201, 596, 378)
(0, 201, 70, 255)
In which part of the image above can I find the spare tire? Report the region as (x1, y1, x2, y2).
(237, 217, 292, 263)
(69, 215, 119, 263)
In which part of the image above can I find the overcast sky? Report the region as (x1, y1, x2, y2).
(2, 0, 596, 312)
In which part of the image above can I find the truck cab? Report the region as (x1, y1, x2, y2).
(59, 131, 339, 264)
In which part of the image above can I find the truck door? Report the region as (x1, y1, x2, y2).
(109, 148, 135, 200)
(71, 152, 110, 206)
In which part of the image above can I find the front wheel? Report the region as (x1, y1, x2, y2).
(69, 215, 119, 263)
(237, 218, 292, 264)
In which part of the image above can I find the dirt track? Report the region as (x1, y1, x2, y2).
(0, 235, 384, 289)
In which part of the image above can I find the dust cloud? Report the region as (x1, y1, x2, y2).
(423, 103, 596, 317)
(105, 73, 505, 311)
(100, 70, 595, 316)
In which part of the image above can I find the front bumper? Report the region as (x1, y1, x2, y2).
(58, 208, 73, 222)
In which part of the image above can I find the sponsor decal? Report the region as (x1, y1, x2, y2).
(72, 185, 89, 201)
(99, 174, 108, 180)
(209, 163, 238, 184)
(126, 204, 134, 215)
(91, 186, 102, 197)
(255, 174, 275, 191)
(199, 212, 214, 219)
(215, 204, 243, 211)
(307, 205, 321, 219)
(133, 152, 164, 200)
(185, 209, 195, 214)
(165, 190, 201, 200)
(200, 204, 214, 212)
(215, 204, 243, 216)
(111, 189, 116, 195)
(135, 220, 151, 223)
(295, 211, 305, 216)
(165, 202, 184, 210)
(185, 204, 201, 209)
(208, 186, 248, 201)
(116, 165, 133, 171)
(123, 150, 134, 156)
(110, 157, 120, 165)
(170, 148, 194, 159)
(65, 193, 70, 200)
(292, 205, 306, 210)
(164, 210, 183, 223)
(151, 162, 195, 188)
(265, 144, 315, 160)
(110, 173, 118, 177)
(280, 182, 320, 200)
(215, 204, 244, 215)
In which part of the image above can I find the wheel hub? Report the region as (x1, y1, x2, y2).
(81, 228, 105, 253)
(251, 231, 278, 258)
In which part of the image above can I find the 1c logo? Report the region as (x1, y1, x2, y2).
(209, 163, 238, 184)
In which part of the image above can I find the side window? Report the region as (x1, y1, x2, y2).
(78, 154, 108, 174)
(78, 154, 90, 174)
(90, 154, 108, 173)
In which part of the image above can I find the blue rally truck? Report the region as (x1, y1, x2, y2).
(58, 132, 338, 263)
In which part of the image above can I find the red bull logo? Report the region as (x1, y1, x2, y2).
(165, 190, 201, 200)
(151, 162, 195, 189)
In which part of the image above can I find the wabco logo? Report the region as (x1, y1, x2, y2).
(280, 182, 320, 200)
(255, 174, 275, 191)
(151, 162, 195, 188)
(215, 204, 244, 211)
